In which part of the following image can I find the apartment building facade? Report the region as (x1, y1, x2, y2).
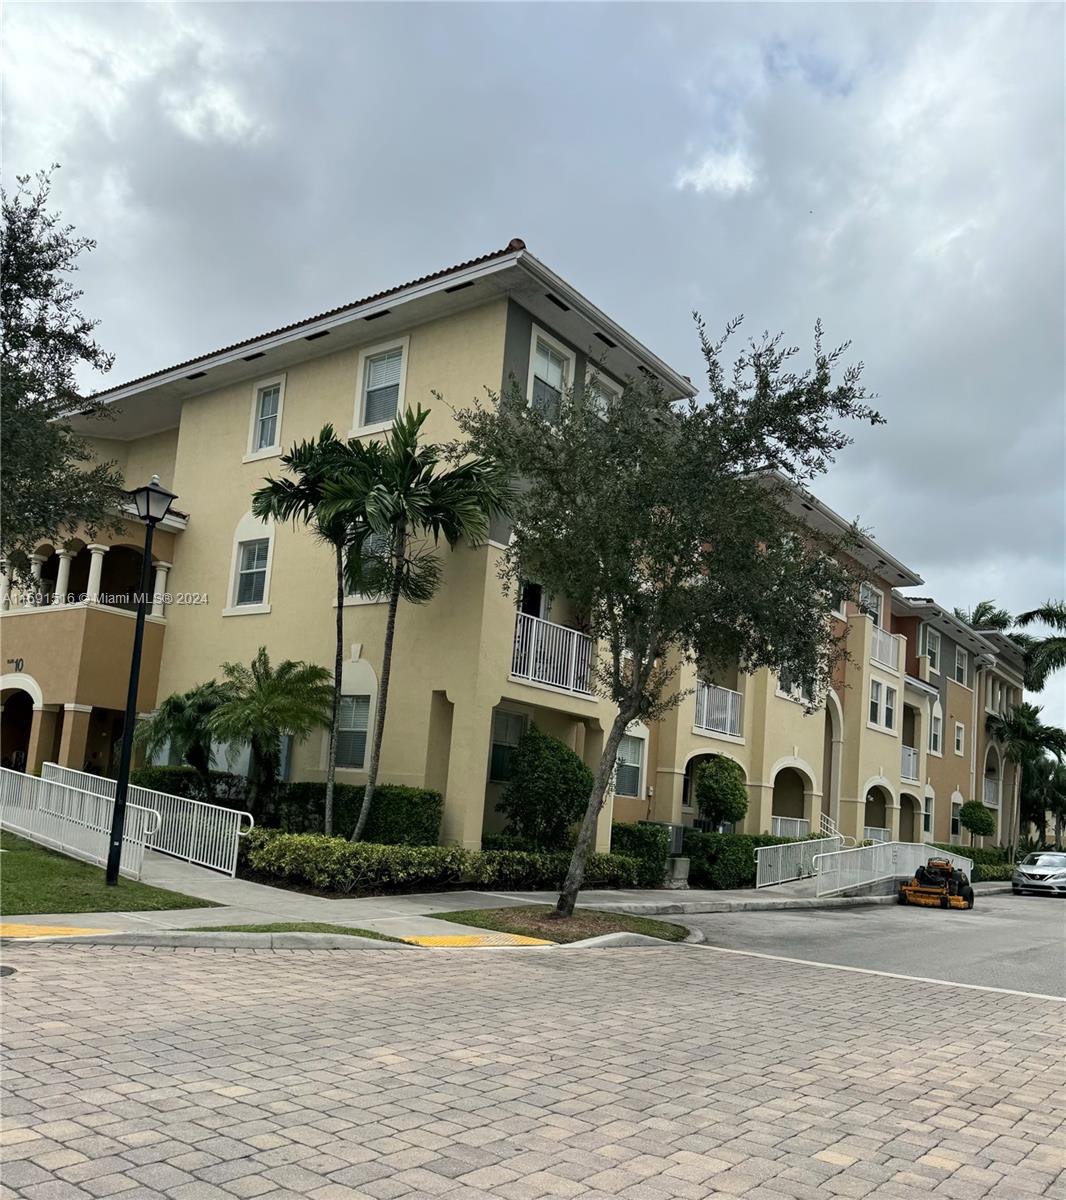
(0, 241, 1025, 851)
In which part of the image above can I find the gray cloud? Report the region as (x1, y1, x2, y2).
(7, 1, 1064, 719)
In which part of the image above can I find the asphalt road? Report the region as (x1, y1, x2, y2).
(683, 891, 1066, 996)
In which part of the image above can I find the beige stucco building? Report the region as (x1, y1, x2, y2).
(0, 241, 1027, 852)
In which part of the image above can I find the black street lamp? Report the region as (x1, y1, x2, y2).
(105, 475, 178, 885)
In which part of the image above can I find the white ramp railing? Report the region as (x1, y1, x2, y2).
(813, 841, 974, 897)
(755, 835, 843, 888)
(43, 763, 254, 877)
(0, 767, 159, 880)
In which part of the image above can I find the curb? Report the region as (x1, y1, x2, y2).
(559, 925, 706, 949)
(5, 931, 419, 950)
(573, 894, 899, 916)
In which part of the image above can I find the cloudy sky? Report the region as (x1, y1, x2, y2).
(7, 2, 1065, 717)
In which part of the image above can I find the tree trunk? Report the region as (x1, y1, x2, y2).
(351, 525, 405, 842)
(1007, 768, 1021, 864)
(554, 707, 634, 919)
(324, 544, 344, 837)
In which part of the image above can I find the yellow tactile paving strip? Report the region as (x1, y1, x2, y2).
(402, 932, 554, 947)
(0, 924, 113, 939)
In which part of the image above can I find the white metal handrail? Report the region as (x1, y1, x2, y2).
(0, 766, 159, 880)
(864, 825, 891, 843)
(694, 682, 743, 737)
(813, 841, 974, 897)
(43, 763, 254, 877)
(771, 815, 810, 839)
(511, 612, 593, 694)
(755, 834, 842, 888)
(870, 625, 901, 671)
(901, 745, 919, 781)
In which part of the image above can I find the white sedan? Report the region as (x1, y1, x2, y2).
(1013, 851, 1066, 896)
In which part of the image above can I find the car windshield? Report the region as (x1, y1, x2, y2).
(1021, 853, 1066, 866)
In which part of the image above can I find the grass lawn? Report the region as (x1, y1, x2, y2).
(181, 922, 404, 942)
(0, 831, 219, 916)
(433, 905, 690, 944)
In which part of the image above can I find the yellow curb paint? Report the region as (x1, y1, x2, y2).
(0, 924, 114, 939)
(402, 933, 554, 947)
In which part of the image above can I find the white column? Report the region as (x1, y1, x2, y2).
(29, 553, 46, 581)
(0, 560, 9, 610)
(151, 561, 172, 618)
(52, 550, 75, 606)
(86, 544, 109, 604)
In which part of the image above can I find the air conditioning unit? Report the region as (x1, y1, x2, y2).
(641, 820, 686, 856)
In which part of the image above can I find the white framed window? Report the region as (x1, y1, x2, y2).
(244, 375, 286, 461)
(224, 513, 275, 616)
(342, 531, 391, 606)
(353, 336, 409, 433)
(859, 582, 883, 627)
(954, 722, 965, 756)
(923, 625, 941, 673)
(615, 734, 644, 797)
(585, 368, 619, 419)
(923, 796, 933, 835)
(777, 668, 809, 704)
(526, 326, 571, 423)
(954, 646, 968, 686)
(930, 714, 942, 755)
(335, 695, 370, 769)
(869, 679, 882, 725)
(884, 686, 896, 731)
(950, 800, 961, 838)
(490, 711, 527, 783)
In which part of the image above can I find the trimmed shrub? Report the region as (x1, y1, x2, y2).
(972, 863, 1015, 882)
(693, 757, 749, 829)
(275, 782, 442, 846)
(683, 830, 794, 890)
(959, 800, 996, 842)
(496, 726, 594, 850)
(930, 842, 1009, 866)
(611, 822, 671, 887)
(240, 828, 640, 896)
(130, 765, 251, 808)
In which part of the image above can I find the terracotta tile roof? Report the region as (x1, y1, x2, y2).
(92, 239, 528, 399)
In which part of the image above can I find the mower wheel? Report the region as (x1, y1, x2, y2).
(898, 887, 907, 905)
(939, 895, 950, 909)
(962, 887, 975, 909)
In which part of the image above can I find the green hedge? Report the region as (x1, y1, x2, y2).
(683, 830, 794, 890)
(240, 828, 641, 896)
(130, 767, 441, 846)
(930, 842, 1009, 866)
(972, 863, 1015, 882)
(610, 822, 671, 887)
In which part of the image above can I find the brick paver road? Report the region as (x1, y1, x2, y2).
(2, 945, 1063, 1200)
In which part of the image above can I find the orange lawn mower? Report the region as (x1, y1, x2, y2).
(898, 857, 975, 910)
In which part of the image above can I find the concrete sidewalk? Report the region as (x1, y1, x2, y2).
(0, 849, 927, 943)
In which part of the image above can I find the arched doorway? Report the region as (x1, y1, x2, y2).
(1, 690, 33, 770)
(771, 766, 811, 837)
(899, 792, 921, 843)
(864, 785, 892, 842)
(983, 746, 1001, 809)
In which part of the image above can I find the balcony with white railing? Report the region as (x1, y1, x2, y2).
(901, 745, 919, 781)
(511, 612, 593, 696)
(771, 816, 810, 839)
(983, 777, 1000, 808)
(694, 681, 743, 738)
(870, 624, 902, 671)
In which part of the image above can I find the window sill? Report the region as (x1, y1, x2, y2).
(222, 603, 272, 617)
(691, 726, 745, 746)
(929, 748, 943, 759)
(242, 448, 282, 465)
(865, 721, 898, 738)
(347, 420, 395, 439)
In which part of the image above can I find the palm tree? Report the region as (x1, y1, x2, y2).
(953, 600, 1013, 630)
(252, 426, 357, 835)
(1015, 601, 1066, 691)
(986, 702, 1066, 860)
(319, 406, 511, 841)
(135, 682, 229, 799)
(207, 647, 333, 819)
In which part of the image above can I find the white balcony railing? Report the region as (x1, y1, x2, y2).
(771, 816, 810, 839)
(864, 825, 891, 843)
(901, 745, 919, 781)
(983, 777, 1000, 808)
(870, 625, 901, 671)
(512, 612, 593, 695)
(694, 681, 743, 737)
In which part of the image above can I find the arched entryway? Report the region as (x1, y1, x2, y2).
(684, 752, 747, 832)
(771, 764, 815, 838)
(1, 689, 33, 770)
(899, 792, 921, 843)
(864, 784, 893, 842)
(983, 746, 1001, 810)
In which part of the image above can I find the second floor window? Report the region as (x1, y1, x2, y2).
(859, 582, 883, 626)
(869, 679, 881, 725)
(364, 347, 404, 425)
(954, 646, 968, 685)
(235, 539, 269, 605)
(532, 339, 567, 422)
(615, 735, 643, 797)
(923, 797, 933, 834)
(955, 722, 965, 755)
(336, 695, 370, 769)
(884, 686, 896, 730)
(931, 714, 942, 754)
(254, 384, 280, 450)
(924, 625, 941, 672)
